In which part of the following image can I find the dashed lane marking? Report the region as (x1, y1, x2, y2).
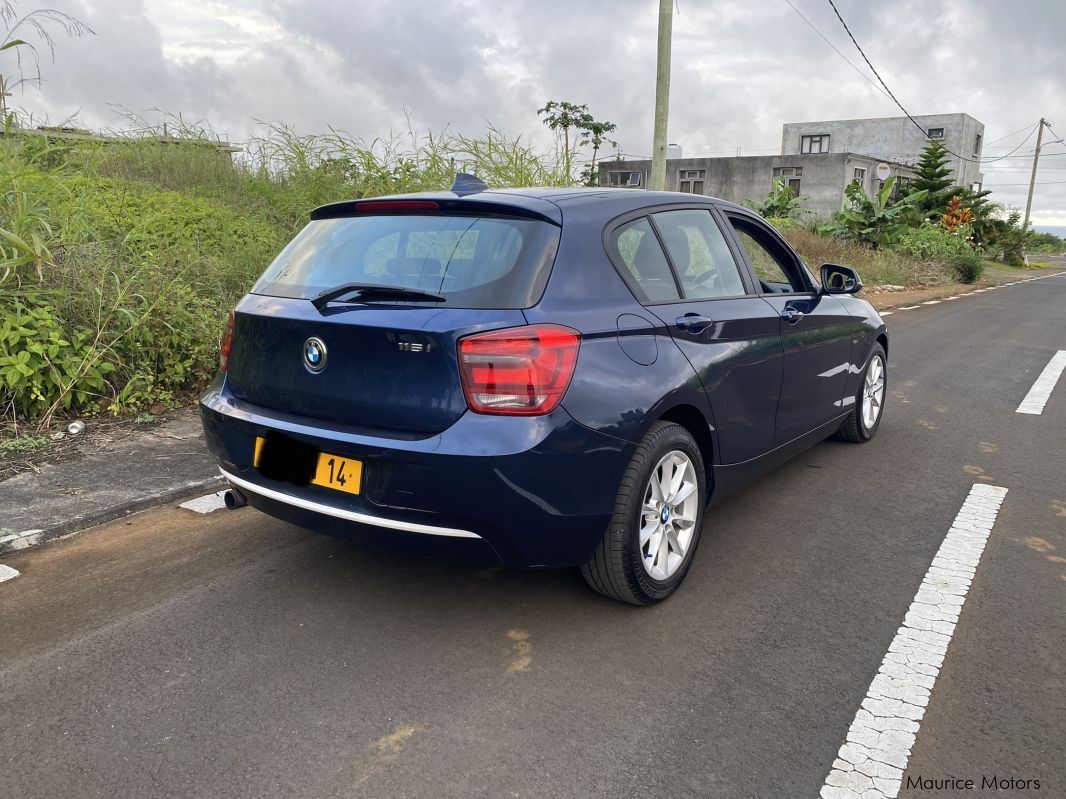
(179, 491, 228, 514)
(1016, 350, 1066, 415)
(820, 483, 1008, 799)
(0, 564, 19, 583)
(921, 300, 942, 305)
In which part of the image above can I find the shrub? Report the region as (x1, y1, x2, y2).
(0, 295, 115, 419)
(948, 252, 985, 284)
(895, 223, 974, 261)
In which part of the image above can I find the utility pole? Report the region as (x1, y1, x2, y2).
(649, 0, 673, 191)
(1023, 118, 1046, 230)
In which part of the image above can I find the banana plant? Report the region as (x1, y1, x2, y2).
(823, 176, 928, 249)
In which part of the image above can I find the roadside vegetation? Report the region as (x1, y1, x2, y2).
(1, 118, 1060, 433)
(750, 138, 1060, 290)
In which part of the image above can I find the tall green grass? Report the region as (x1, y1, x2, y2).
(0, 117, 573, 428)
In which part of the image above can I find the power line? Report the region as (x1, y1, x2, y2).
(984, 123, 1042, 146)
(824, 0, 1036, 167)
(982, 180, 1066, 186)
(780, 0, 892, 100)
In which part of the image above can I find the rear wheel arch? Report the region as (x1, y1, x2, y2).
(658, 404, 715, 474)
(876, 331, 888, 357)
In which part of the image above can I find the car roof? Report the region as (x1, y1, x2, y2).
(311, 187, 752, 227)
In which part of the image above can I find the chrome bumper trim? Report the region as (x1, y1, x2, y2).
(219, 468, 482, 540)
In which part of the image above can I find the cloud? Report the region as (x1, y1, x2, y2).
(11, 0, 1066, 219)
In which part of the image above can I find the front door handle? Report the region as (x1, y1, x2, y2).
(781, 307, 805, 324)
(676, 313, 714, 334)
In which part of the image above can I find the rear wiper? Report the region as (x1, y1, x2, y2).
(311, 283, 446, 310)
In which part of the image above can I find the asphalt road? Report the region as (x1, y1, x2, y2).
(3, 273, 1065, 799)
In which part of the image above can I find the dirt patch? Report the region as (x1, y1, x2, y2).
(1, 412, 174, 482)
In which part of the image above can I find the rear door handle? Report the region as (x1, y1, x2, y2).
(781, 307, 805, 324)
(676, 313, 714, 334)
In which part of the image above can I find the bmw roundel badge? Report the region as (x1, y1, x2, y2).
(303, 337, 327, 373)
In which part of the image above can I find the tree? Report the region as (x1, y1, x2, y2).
(578, 118, 617, 186)
(909, 139, 955, 218)
(537, 100, 616, 185)
(0, 2, 93, 121)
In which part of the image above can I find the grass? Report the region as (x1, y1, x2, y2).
(0, 118, 573, 429)
(781, 228, 953, 288)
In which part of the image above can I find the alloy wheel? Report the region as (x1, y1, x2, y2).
(862, 354, 886, 430)
(639, 450, 699, 580)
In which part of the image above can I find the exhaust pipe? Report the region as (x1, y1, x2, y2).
(224, 488, 247, 510)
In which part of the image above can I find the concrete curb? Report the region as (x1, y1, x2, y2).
(0, 408, 224, 556)
(1, 473, 225, 554)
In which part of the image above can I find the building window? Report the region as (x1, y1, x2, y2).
(679, 170, 705, 194)
(927, 128, 945, 139)
(853, 167, 867, 183)
(607, 171, 642, 188)
(772, 166, 802, 196)
(971, 182, 983, 193)
(973, 134, 982, 156)
(800, 134, 830, 154)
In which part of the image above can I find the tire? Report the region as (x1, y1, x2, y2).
(581, 421, 707, 605)
(835, 343, 887, 443)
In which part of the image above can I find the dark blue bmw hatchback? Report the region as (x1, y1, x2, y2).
(201, 177, 888, 604)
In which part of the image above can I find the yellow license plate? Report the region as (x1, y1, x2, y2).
(254, 437, 362, 496)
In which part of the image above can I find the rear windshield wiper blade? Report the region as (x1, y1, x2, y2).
(311, 283, 446, 310)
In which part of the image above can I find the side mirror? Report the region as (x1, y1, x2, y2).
(821, 263, 863, 295)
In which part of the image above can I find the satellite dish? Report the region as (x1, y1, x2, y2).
(876, 163, 892, 181)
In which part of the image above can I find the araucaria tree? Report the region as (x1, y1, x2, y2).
(910, 139, 956, 218)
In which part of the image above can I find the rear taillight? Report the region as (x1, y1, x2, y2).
(219, 310, 235, 372)
(458, 324, 580, 415)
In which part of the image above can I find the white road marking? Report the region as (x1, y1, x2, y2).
(880, 311, 893, 316)
(898, 305, 920, 310)
(943, 296, 958, 301)
(0, 564, 19, 583)
(179, 491, 228, 514)
(1016, 350, 1066, 415)
(0, 529, 43, 551)
(922, 300, 941, 305)
(820, 483, 1008, 799)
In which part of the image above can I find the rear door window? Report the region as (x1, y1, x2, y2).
(253, 214, 559, 309)
(651, 209, 748, 299)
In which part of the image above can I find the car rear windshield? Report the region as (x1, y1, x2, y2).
(252, 214, 560, 309)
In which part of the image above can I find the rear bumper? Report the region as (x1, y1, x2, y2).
(200, 376, 631, 567)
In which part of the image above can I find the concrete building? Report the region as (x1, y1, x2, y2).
(781, 113, 985, 190)
(600, 151, 916, 217)
(600, 113, 984, 217)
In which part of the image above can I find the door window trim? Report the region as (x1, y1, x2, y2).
(602, 203, 758, 306)
(719, 209, 817, 296)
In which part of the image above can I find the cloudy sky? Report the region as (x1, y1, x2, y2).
(11, 0, 1066, 226)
